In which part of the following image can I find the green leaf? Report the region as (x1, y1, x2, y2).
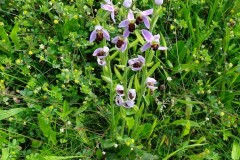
(10, 23, 20, 49)
(232, 140, 240, 160)
(101, 139, 115, 148)
(114, 67, 123, 81)
(147, 62, 160, 77)
(171, 119, 200, 127)
(135, 30, 145, 45)
(101, 75, 112, 83)
(0, 108, 25, 120)
(134, 74, 140, 92)
(136, 123, 153, 139)
(181, 120, 191, 138)
(118, 146, 131, 157)
(110, 50, 119, 60)
(185, 96, 193, 120)
(129, 39, 139, 48)
(166, 60, 173, 68)
(128, 75, 134, 89)
(0, 25, 10, 45)
(125, 117, 135, 134)
(1, 148, 9, 160)
(38, 115, 57, 145)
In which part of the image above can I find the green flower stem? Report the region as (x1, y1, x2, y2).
(121, 44, 129, 136)
(105, 56, 115, 140)
(102, 39, 115, 140)
(132, 56, 148, 138)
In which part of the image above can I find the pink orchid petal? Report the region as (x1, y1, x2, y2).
(119, 20, 130, 28)
(102, 29, 110, 41)
(141, 42, 151, 52)
(101, 4, 114, 12)
(158, 46, 167, 50)
(123, 28, 130, 38)
(142, 9, 153, 16)
(97, 58, 106, 66)
(115, 96, 123, 106)
(111, 11, 115, 23)
(123, 0, 132, 8)
(155, 0, 163, 5)
(95, 25, 103, 30)
(147, 77, 157, 84)
(142, 29, 154, 42)
(92, 48, 102, 56)
(127, 10, 134, 20)
(121, 40, 128, 52)
(142, 16, 150, 29)
(111, 36, 119, 43)
(138, 55, 145, 64)
(128, 89, 136, 100)
(123, 100, 135, 108)
(89, 30, 97, 43)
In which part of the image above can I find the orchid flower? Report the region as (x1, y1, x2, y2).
(123, 100, 135, 108)
(97, 58, 107, 66)
(146, 77, 158, 91)
(89, 25, 110, 43)
(101, 0, 116, 23)
(128, 89, 136, 101)
(123, 0, 132, 8)
(112, 36, 128, 52)
(119, 10, 135, 37)
(136, 9, 153, 29)
(141, 29, 167, 52)
(115, 95, 124, 106)
(116, 84, 124, 96)
(128, 55, 145, 71)
(155, 0, 163, 5)
(92, 46, 109, 59)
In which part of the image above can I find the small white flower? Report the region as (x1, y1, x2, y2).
(102, 151, 106, 155)
(167, 77, 172, 81)
(60, 128, 64, 133)
(114, 143, 118, 148)
(39, 44, 45, 49)
(131, 147, 134, 151)
(205, 117, 210, 121)
(67, 121, 72, 125)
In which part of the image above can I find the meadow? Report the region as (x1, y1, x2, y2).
(0, 0, 239, 159)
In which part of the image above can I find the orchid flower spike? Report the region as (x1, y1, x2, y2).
(101, 0, 116, 23)
(116, 84, 124, 96)
(112, 36, 128, 52)
(128, 55, 145, 71)
(146, 77, 158, 91)
(92, 46, 109, 59)
(119, 10, 135, 37)
(155, 0, 163, 5)
(89, 25, 110, 43)
(123, 0, 132, 8)
(97, 58, 107, 66)
(115, 96, 124, 106)
(128, 89, 136, 101)
(136, 9, 153, 29)
(141, 29, 167, 52)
